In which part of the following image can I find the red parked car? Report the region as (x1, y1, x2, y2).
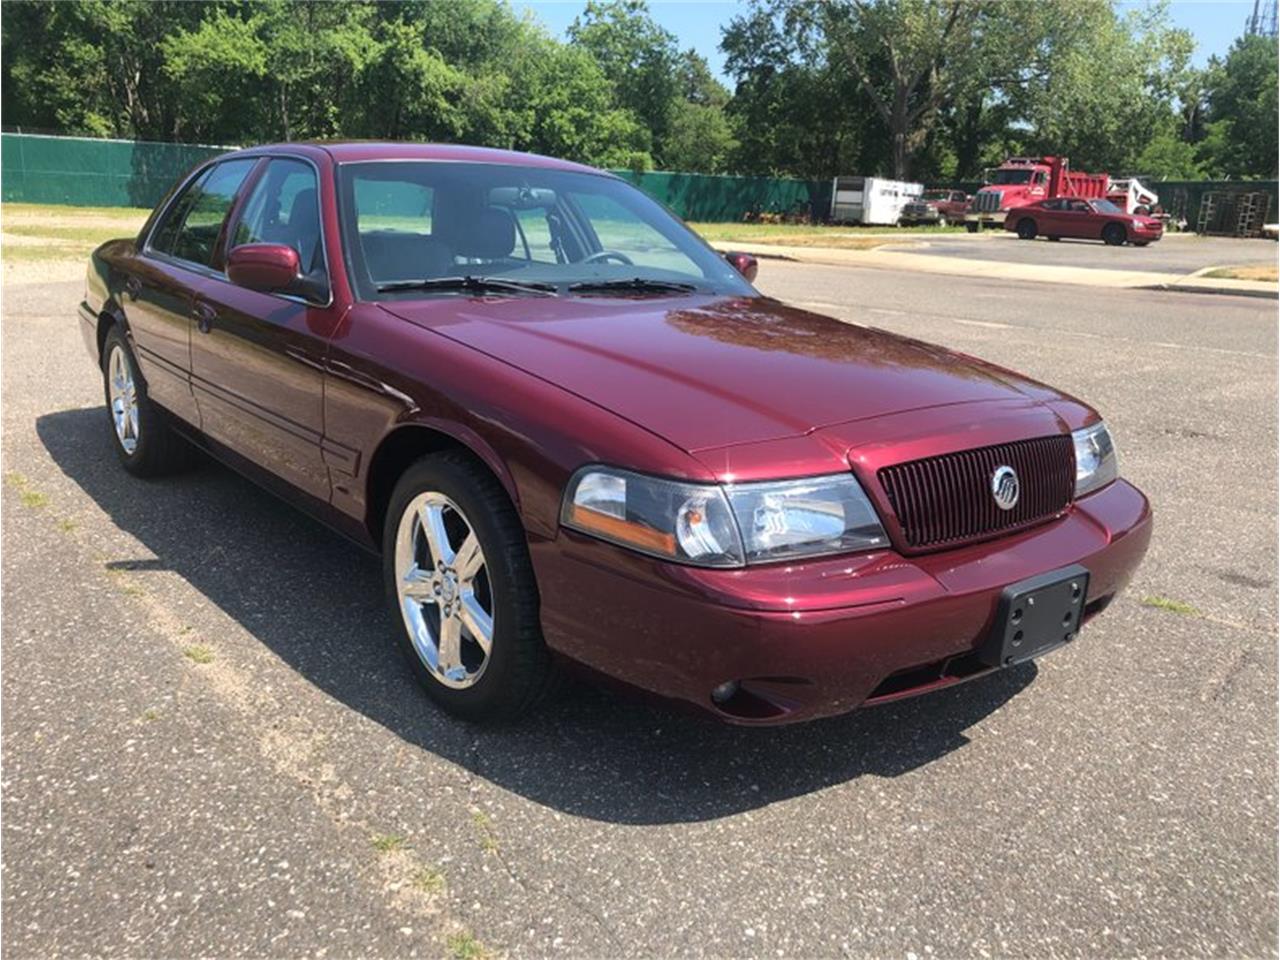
(79, 142, 1151, 725)
(1004, 197, 1164, 246)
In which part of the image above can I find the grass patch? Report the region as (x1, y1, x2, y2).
(1202, 264, 1278, 282)
(3, 202, 152, 220)
(56, 517, 77, 532)
(411, 865, 446, 895)
(182, 644, 215, 664)
(1141, 595, 1200, 616)
(471, 810, 498, 853)
(690, 220, 963, 244)
(371, 833, 408, 853)
(19, 489, 48, 508)
(142, 707, 161, 721)
(447, 932, 486, 960)
(5, 223, 135, 245)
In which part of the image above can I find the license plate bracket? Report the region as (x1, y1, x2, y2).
(979, 564, 1090, 668)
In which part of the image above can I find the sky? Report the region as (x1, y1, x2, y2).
(512, 0, 1262, 82)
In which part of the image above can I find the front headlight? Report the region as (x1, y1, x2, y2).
(561, 467, 888, 567)
(1073, 421, 1118, 498)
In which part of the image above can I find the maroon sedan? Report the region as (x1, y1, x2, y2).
(79, 142, 1151, 724)
(1004, 197, 1164, 246)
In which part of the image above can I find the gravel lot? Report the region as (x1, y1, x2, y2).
(901, 230, 1278, 275)
(2, 254, 1276, 957)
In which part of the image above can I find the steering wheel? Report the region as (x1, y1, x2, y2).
(581, 249, 635, 266)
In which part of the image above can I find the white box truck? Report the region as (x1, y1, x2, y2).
(829, 176, 923, 225)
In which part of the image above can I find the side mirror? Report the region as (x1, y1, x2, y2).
(724, 251, 759, 283)
(227, 243, 301, 293)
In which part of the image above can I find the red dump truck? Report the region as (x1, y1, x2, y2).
(964, 156, 1110, 232)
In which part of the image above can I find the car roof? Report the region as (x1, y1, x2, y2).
(232, 141, 606, 176)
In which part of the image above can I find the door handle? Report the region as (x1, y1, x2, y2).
(192, 302, 217, 334)
(124, 275, 142, 299)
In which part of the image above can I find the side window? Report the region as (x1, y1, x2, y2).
(232, 158, 327, 286)
(512, 208, 558, 263)
(570, 192, 689, 272)
(151, 159, 255, 268)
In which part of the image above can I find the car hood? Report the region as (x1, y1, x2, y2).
(379, 294, 1069, 452)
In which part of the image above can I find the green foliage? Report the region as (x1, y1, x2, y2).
(1198, 34, 1279, 178)
(1, 0, 1275, 182)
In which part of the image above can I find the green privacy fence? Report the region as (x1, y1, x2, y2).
(1, 134, 1274, 226)
(0, 133, 831, 220)
(2, 133, 229, 208)
(613, 169, 831, 222)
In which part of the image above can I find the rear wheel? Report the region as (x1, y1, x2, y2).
(101, 325, 195, 477)
(383, 452, 554, 723)
(1102, 223, 1126, 246)
(1016, 218, 1037, 240)
(1048, 236, 1061, 242)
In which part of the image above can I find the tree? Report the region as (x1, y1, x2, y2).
(1199, 34, 1279, 178)
(568, 0, 679, 163)
(1011, 1, 1196, 174)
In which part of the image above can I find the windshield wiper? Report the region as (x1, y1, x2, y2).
(567, 278, 699, 294)
(376, 275, 557, 296)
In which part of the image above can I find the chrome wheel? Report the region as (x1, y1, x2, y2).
(394, 491, 494, 689)
(107, 344, 139, 455)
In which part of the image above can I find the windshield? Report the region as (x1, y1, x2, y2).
(336, 161, 755, 300)
(921, 191, 949, 201)
(1090, 199, 1123, 214)
(990, 169, 1034, 185)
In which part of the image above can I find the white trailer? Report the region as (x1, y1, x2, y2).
(829, 176, 923, 225)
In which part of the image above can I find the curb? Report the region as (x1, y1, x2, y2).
(1142, 282, 1279, 301)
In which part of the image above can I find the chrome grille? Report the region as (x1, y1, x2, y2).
(878, 435, 1075, 550)
(974, 191, 1004, 212)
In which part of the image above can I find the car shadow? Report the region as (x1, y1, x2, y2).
(38, 407, 1036, 825)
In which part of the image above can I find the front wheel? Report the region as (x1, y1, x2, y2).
(1102, 223, 1127, 246)
(383, 452, 554, 722)
(965, 222, 980, 234)
(101, 325, 195, 477)
(1016, 218, 1037, 240)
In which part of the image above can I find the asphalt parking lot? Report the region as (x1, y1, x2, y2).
(899, 230, 1278, 274)
(3, 262, 1276, 958)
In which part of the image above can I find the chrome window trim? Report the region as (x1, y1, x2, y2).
(141, 151, 334, 309)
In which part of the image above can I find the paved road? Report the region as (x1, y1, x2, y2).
(897, 231, 1277, 275)
(3, 266, 1276, 958)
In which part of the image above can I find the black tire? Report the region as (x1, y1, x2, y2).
(965, 222, 980, 234)
(382, 452, 554, 723)
(101, 324, 196, 477)
(1016, 218, 1037, 240)
(1047, 236, 1061, 242)
(1102, 223, 1127, 246)
(1133, 241, 1150, 247)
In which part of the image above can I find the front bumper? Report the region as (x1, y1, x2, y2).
(966, 211, 1006, 227)
(532, 479, 1152, 724)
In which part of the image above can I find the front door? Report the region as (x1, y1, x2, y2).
(1056, 199, 1094, 239)
(188, 157, 335, 504)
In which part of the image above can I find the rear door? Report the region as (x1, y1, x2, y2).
(125, 158, 257, 426)
(187, 156, 335, 503)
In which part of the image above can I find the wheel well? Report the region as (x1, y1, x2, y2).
(1018, 217, 1036, 230)
(364, 425, 512, 547)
